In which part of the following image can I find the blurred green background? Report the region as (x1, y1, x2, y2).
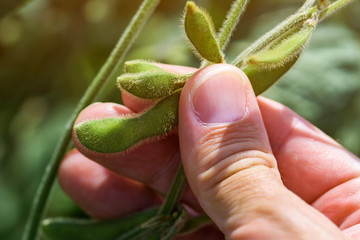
(0, 0, 359, 239)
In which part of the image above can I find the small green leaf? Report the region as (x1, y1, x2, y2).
(184, 1, 224, 63)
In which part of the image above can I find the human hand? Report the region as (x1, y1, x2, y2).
(60, 64, 360, 239)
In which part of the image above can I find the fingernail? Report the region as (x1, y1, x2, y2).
(191, 66, 246, 124)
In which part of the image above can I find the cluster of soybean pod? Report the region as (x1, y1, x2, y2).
(40, 0, 355, 239)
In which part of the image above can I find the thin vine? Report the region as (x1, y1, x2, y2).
(21, 0, 161, 239)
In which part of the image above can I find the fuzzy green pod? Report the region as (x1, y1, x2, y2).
(41, 207, 159, 240)
(123, 60, 163, 73)
(117, 71, 189, 99)
(74, 89, 181, 153)
(246, 20, 316, 69)
(184, 1, 224, 63)
(243, 58, 298, 96)
(242, 18, 317, 95)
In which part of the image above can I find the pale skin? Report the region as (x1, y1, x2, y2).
(60, 64, 360, 239)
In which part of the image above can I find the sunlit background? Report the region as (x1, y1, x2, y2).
(0, 0, 359, 239)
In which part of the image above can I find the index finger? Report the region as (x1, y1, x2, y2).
(258, 96, 360, 228)
(258, 96, 360, 202)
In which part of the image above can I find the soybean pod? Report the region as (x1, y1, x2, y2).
(74, 89, 182, 153)
(242, 58, 298, 96)
(123, 60, 163, 74)
(241, 17, 318, 95)
(117, 72, 191, 99)
(184, 1, 224, 63)
(245, 19, 317, 69)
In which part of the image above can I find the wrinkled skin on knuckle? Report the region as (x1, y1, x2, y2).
(193, 121, 276, 178)
(191, 122, 280, 196)
(183, 121, 286, 234)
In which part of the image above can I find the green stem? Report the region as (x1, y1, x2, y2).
(200, 0, 250, 68)
(22, 1, 160, 240)
(180, 214, 211, 234)
(116, 220, 164, 240)
(319, 0, 357, 21)
(231, 6, 316, 67)
(218, 0, 250, 50)
(158, 165, 187, 216)
(299, 0, 317, 11)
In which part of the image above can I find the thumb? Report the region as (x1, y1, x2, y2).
(178, 64, 283, 236)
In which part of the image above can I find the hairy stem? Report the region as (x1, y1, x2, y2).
(218, 0, 250, 50)
(21, 1, 160, 240)
(299, 0, 317, 11)
(158, 165, 187, 216)
(319, 0, 357, 20)
(200, 0, 250, 67)
(231, 7, 316, 67)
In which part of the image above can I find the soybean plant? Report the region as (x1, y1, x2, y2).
(74, 1, 319, 155)
(21, 0, 357, 240)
